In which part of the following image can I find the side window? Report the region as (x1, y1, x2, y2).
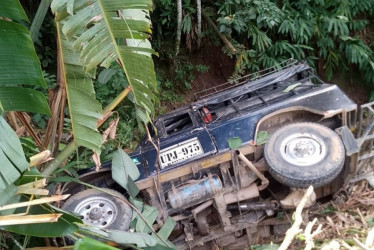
(164, 113, 193, 135)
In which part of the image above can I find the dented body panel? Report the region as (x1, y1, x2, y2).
(68, 61, 368, 249)
(131, 62, 356, 180)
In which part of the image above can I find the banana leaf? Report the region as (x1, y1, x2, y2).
(52, 0, 158, 123)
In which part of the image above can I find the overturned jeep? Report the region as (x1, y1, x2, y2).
(62, 60, 374, 248)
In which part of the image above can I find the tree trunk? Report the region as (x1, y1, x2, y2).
(175, 0, 182, 56)
(196, 0, 201, 48)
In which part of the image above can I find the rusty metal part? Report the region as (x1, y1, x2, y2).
(167, 175, 222, 209)
(176, 210, 266, 249)
(181, 220, 194, 242)
(196, 209, 211, 236)
(227, 201, 279, 211)
(192, 200, 214, 217)
(235, 150, 269, 190)
(219, 162, 234, 187)
(171, 214, 189, 222)
(223, 183, 259, 204)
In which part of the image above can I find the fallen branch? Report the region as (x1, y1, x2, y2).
(279, 185, 314, 250)
(304, 217, 322, 250)
(202, 10, 236, 54)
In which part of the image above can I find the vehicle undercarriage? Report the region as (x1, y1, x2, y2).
(61, 61, 374, 249)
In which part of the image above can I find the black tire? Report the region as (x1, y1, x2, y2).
(264, 122, 345, 188)
(62, 188, 132, 231)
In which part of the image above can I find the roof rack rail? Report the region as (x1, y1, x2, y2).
(194, 59, 299, 100)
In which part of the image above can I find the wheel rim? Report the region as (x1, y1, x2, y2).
(73, 196, 117, 228)
(279, 132, 327, 166)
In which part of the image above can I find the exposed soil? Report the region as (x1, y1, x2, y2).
(187, 46, 235, 101)
(164, 46, 235, 109)
(330, 71, 370, 105)
(166, 46, 370, 111)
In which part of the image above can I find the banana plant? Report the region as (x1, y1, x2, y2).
(0, 0, 159, 238)
(37, 0, 160, 176)
(51, 0, 158, 125)
(0, 0, 51, 194)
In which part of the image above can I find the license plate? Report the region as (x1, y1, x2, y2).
(159, 138, 204, 168)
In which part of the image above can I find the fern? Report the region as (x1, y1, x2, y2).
(327, 16, 349, 37)
(246, 25, 272, 52)
(324, 50, 339, 81)
(294, 17, 313, 44)
(216, 0, 374, 85)
(348, 19, 369, 31)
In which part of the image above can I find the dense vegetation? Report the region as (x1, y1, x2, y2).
(1, 0, 374, 248)
(153, 0, 374, 82)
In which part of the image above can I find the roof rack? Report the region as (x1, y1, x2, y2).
(194, 58, 299, 100)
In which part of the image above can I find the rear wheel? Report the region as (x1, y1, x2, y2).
(264, 122, 345, 188)
(62, 188, 132, 231)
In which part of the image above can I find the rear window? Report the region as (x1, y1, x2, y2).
(164, 113, 193, 135)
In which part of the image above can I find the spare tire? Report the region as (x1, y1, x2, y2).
(264, 122, 345, 188)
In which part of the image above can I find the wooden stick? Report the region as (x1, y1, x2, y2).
(279, 186, 314, 250)
(304, 218, 322, 250)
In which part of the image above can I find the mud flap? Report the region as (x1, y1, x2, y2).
(335, 126, 359, 156)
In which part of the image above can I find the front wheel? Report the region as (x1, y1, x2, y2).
(264, 122, 345, 188)
(62, 188, 132, 231)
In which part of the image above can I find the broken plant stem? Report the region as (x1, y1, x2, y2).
(279, 185, 314, 250)
(145, 125, 161, 192)
(0, 195, 70, 212)
(101, 85, 131, 123)
(304, 217, 322, 250)
(42, 142, 76, 177)
(0, 214, 62, 226)
(42, 86, 132, 177)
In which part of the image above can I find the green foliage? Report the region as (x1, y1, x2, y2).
(174, 57, 209, 90)
(216, 0, 374, 84)
(153, 0, 201, 52)
(0, 116, 29, 192)
(227, 137, 242, 149)
(52, 0, 158, 126)
(320, 205, 338, 215)
(0, 14, 50, 115)
(112, 149, 140, 197)
(20, 137, 39, 160)
(33, 12, 57, 69)
(251, 244, 279, 250)
(95, 65, 129, 107)
(217, 0, 282, 51)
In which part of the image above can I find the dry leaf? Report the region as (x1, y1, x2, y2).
(102, 117, 119, 143)
(92, 151, 101, 172)
(109, 117, 119, 140)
